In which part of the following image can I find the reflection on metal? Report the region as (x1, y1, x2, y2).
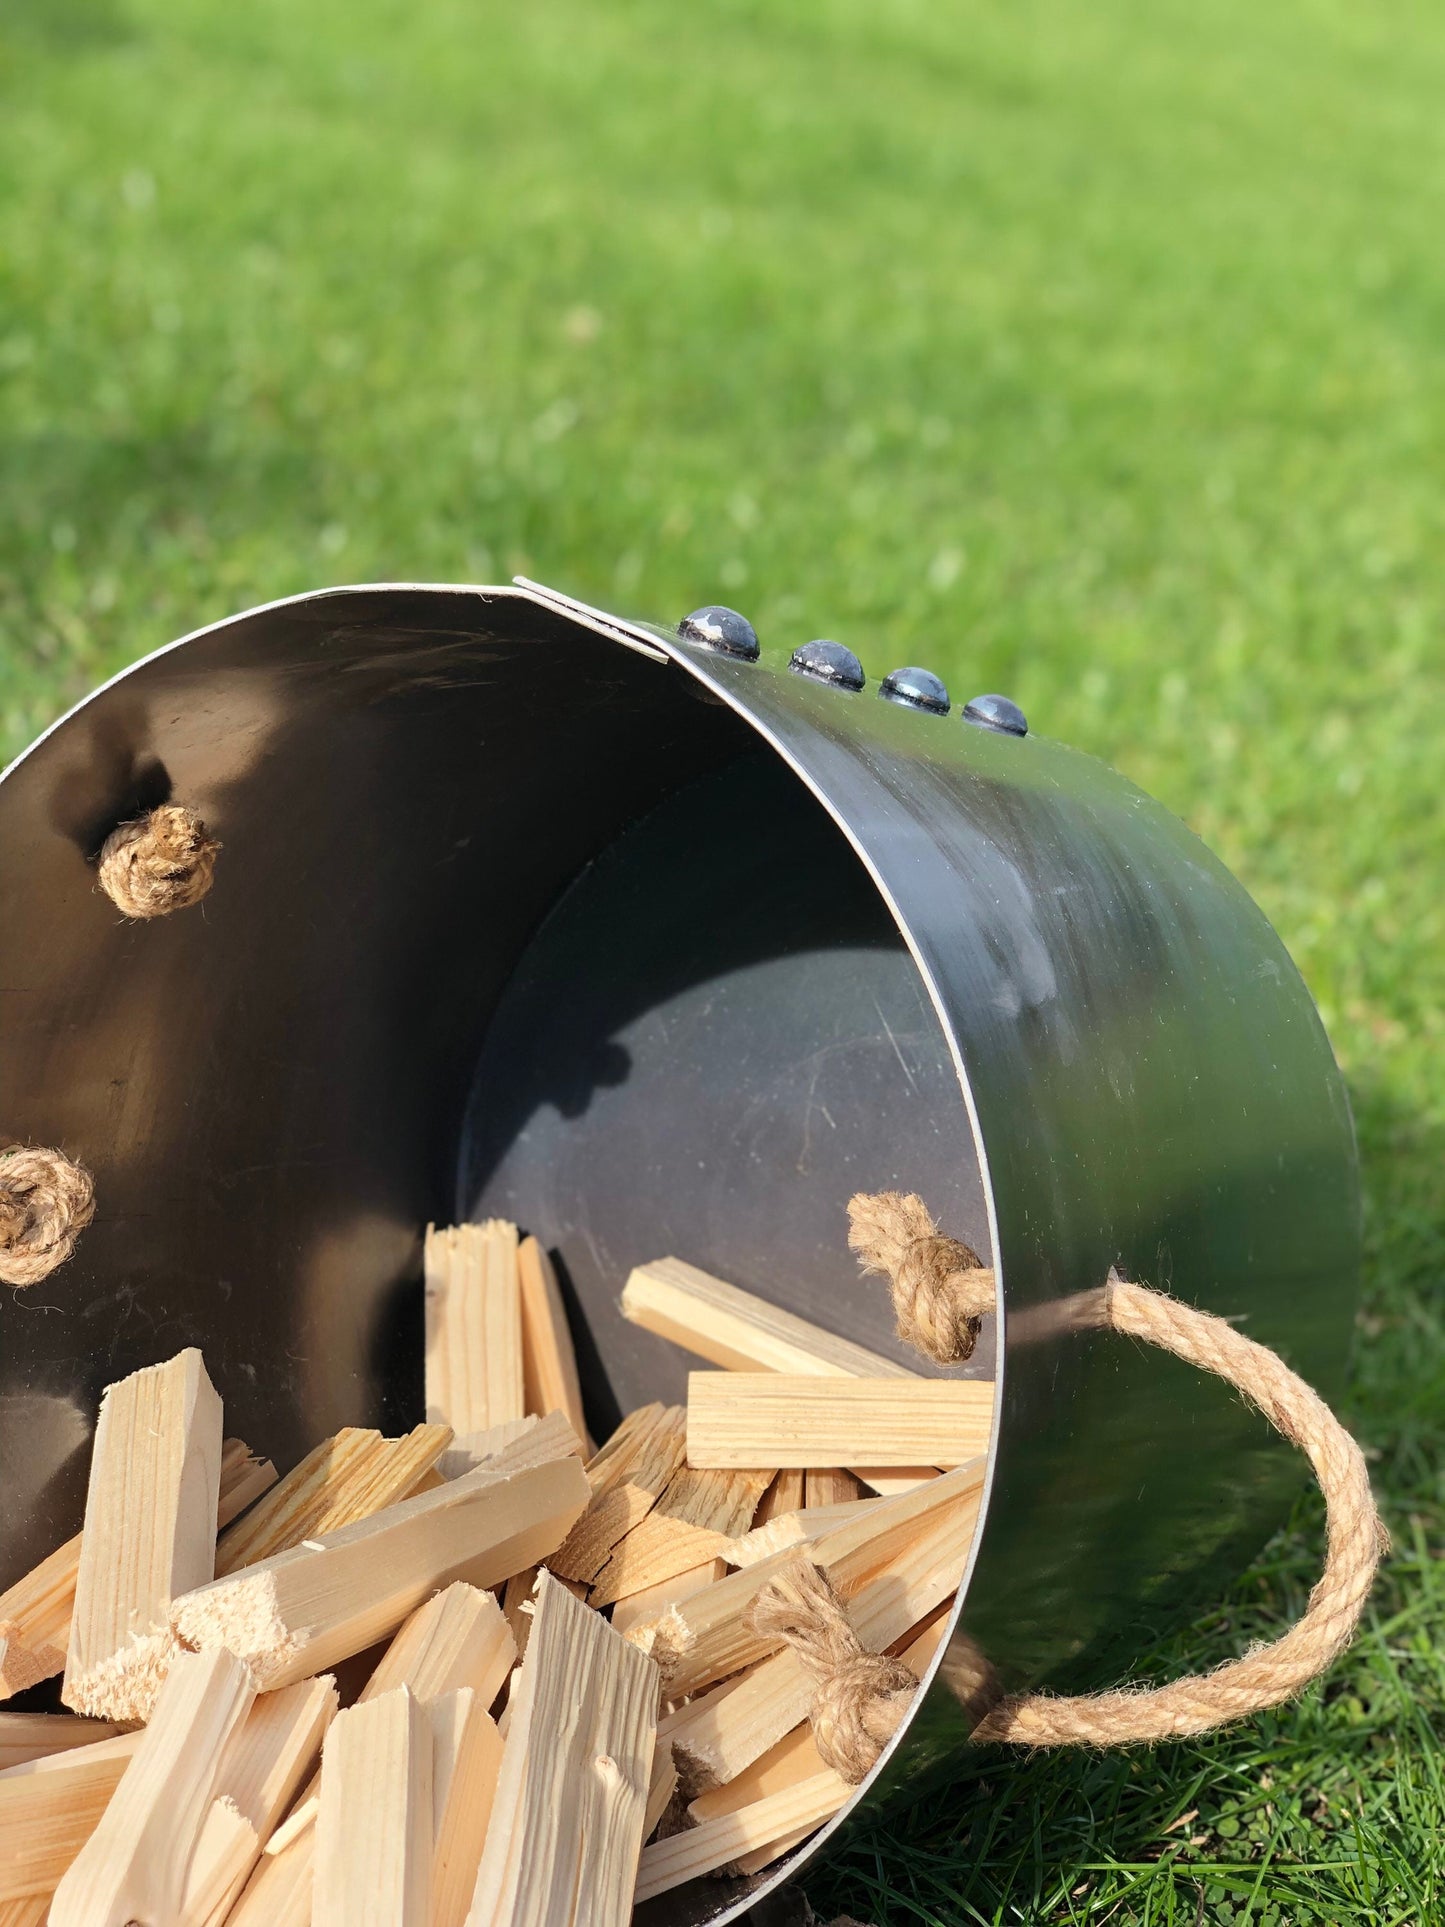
(0, 580, 1358, 1924)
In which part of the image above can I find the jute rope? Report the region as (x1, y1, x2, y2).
(847, 1189, 994, 1364)
(0, 1146, 95, 1288)
(97, 804, 220, 918)
(750, 1191, 1384, 1768)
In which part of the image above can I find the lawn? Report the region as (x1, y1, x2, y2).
(3, 0, 1444, 1919)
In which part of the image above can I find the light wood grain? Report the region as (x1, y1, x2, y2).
(229, 1582, 512, 1926)
(217, 1424, 450, 1576)
(723, 1496, 885, 1568)
(609, 1559, 727, 1638)
(550, 1406, 686, 1585)
(50, 1646, 254, 1927)
(517, 1235, 591, 1447)
(687, 1373, 993, 1469)
(426, 1221, 525, 1435)
(638, 1458, 986, 1699)
(171, 1454, 587, 1691)
(634, 1770, 850, 1902)
(429, 1688, 503, 1927)
(0, 1732, 142, 1902)
(467, 1573, 658, 1927)
(642, 1741, 678, 1843)
(314, 1687, 432, 1927)
(0, 1712, 123, 1773)
(589, 1456, 771, 1607)
(178, 1672, 337, 1926)
(622, 1258, 914, 1378)
(0, 1440, 273, 1703)
(63, 1349, 224, 1720)
(667, 1465, 984, 1790)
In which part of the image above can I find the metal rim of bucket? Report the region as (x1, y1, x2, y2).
(0, 578, 1360, 1922)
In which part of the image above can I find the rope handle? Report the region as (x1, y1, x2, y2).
(750, 1191, 1384, 1771)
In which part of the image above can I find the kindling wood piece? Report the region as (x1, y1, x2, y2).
(609, 1560, 728, 1638)
(633, 1771, 851, 1903)
(229, 1582, 514, 1925)
(622, 1258, 914, 1378)
(687, 1373, 993, 1469)
(805, 1467, 864, 1508)
(314, 1687, 433, 1927)
(518, 1234, 591, 1447)
(724, 1496, 886, 1568)
(466, 1573, 659, 1927)
(429, 1688, 504, 1927)
(754, 1468, 806, 1526)
(171, 1452, 587, 1691)
(426, 1220, 525, 1435)
(0, 1437, 272, 1701)
(665, 1466, 985, 1790)
(63, 1348, 225, 1720)
(0, 1712, 123, 1773)
(438, 1414, 549, 1480)
(50, 1646, 254, 1927)
(215, 1424, 450, 1575)
(635, 1458, 985, 1698)
(0, 1731, 141, 1904)
(549, 1404, 687, 1585)
(178, 1672, 337, 1926)
(588, 1460, 773, 1607)
(643, 1740, 678, 1842)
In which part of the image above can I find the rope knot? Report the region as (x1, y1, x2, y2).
(747, 1554, 917, 1783)
(97, 804, 220, 919)
(847, 1189, 994, 1363)
(0, 1146, 95, 1288)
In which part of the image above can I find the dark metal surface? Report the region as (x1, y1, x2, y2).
(0, 579, 1357, 1923)
(677, 605, 761, 662)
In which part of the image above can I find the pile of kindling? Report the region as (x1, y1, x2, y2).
(0, 1220, 990, 1924)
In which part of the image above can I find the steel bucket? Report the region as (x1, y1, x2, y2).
(0, 579, 1359, 1922)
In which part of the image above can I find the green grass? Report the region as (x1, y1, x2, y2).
(3, 0, 1443, 1918)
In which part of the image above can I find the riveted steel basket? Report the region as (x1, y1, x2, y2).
(0, 579, 1359, 1922)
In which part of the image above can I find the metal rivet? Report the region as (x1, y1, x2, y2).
(879, 666, 950, 715)
(962, 693, 1028, 737)
(789, 639, 865, 692)
(677, 606, 760, 661)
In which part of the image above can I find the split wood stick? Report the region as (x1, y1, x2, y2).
(687, 1373, 993, 1469)
(171, 1453, 587, 1691)
(643, 1741, 677, 1842)
(430, 1688, 504, 1927)
(50, 1645, 254, 1927)
(633, 1770, 850, 1903)
(623, 1258, 915, 1379)
(754, 1468, 806, 1526)
(264, 1793, 317, 1855)
(724, 1497, 886, 1569)
(609, 1560, 727, 1639)
(589, 1461, 772, 1607)
(667, 1467, 984, 1790)
(549, 1405, 687, 1585)
(638, 1458, 985, 1697)
(229, 1582, 512, 1926)
(849, 1466, 940, 1497)
(517, 1235, 591, 1447)
(442, 1410, 587, 1486)
(426, 1220, 525, 1435)
(0, 1711, 122, 1773)
(438, 1415, 547, 1480)
(178, 1672, 337, 1927)
(687, 1597, 955, 1877)
(63, 1348, 224, 1720)
(467, 1573, 659, 1927)
(216, 1424, 451, 1576)
(314, 1687, 432, 1927)
(0, 1897, 49, 1927)
(0, 1732, 141, 1902)
(0, 1438, 272, 1701)
(805, 1467, 864, 1508)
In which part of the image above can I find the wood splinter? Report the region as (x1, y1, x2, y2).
(63, 1348, 225, 1721)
